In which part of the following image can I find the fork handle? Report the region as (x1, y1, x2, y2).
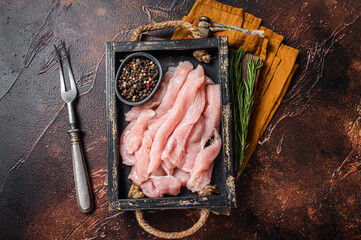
(68, 128, 93, 213)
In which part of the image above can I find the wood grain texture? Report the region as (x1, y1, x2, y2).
(0, 0, 360, 239)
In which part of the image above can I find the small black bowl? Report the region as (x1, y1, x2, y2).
(115, 52, 163, 106)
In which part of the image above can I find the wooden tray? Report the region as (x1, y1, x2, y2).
(106, 37, 236, 211)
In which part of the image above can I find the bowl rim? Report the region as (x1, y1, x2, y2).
(114, 52, 163, 106)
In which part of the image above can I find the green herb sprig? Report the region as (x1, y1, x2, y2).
(230, 46, 262, 178)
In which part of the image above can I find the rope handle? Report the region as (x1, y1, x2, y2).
(131, 20, 203, 41)
(129, 183, 216, 239)
(131, 20, 212, 63)
(136, 208, 210, 239)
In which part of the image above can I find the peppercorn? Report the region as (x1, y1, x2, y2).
(118, 57, 159, 102)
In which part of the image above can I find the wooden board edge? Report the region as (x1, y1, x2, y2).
(106, 42, 120, 211)
(218, 36, 237, 208)
(112, 38, 218, 52)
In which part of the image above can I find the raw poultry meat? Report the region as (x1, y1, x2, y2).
(187, 130, 221, 192)
(201, 84, 221, 148)
(161, 82, 206, 168)
(119, 121, 136, 166)
(152, 175, 182, 196)
(124, 109, 155, 154)
(173, 168, 190, 186)
(133, 134, 153, 183)
(180, 116, 205, 172)
(140, 176, 181, 198)
(155, 61, 193, 116)
(120, 61, 222, 198)
(148, 65, 205, 174)
(140, 179, 160, 198)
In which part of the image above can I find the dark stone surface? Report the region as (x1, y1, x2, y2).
(0, 0, 360, 239)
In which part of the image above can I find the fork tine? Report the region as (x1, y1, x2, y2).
(62, 42, 77, 92)
(54, 44, 66, 92)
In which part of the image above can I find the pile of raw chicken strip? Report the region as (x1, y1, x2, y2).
(120, 61, 221, 198)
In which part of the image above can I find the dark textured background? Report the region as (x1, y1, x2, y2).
(0, 0, 360, 239)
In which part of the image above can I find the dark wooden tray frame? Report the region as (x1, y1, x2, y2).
(106, 37, 236, 211)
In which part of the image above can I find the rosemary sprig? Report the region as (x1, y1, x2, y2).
(230, 46, 262, 178)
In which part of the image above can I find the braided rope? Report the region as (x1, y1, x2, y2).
(131, 21, 211, 63)
(128, 182, 144, 199)
(198, 20, 265, 37)
(136, 208, 210, 239)
(131, 20, 203, 41)
(129, 183, 216, 239)
(210, 23, 265, 37)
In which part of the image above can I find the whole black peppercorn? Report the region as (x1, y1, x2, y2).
(118, 57, 159, 102)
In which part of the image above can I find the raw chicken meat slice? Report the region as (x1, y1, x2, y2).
(181, 143, 201, 172)
(146, 113, 168, 137)
(134, 134, 153, 183)
(148, 65, 205, 174)
(161, 134, 174, 161)
(201, 84, 221, 149)
(187, 130, 221, 192)
(132, 112, 168, 170)
(181, 83, 220, 172)
(161, 83, 206, 167)
(151, 166, 167, 176)
(125, 109, 155, 154)
(152, 176, 182, 197)
(173, 168, 190, 187)
(187, 162, 214, 192)
(125, 71, 173, 122)
(129, 149, 168, 187)
(128, 166, 143, 186)
(161, 137, 177, 172)
(129, 113, 168, 180)
(130, 157, 167, 189)
(140, 176, 181, 198)
(120, 121, 136, 166)
(140, 179, 160, 198)
(155, 61, 193, 115)
(181, 116, 205, 172)
(188, 115, 206, 142)
(160, 160, 174, 176)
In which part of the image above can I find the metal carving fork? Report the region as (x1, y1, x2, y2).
(54, 44, 93, 213)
